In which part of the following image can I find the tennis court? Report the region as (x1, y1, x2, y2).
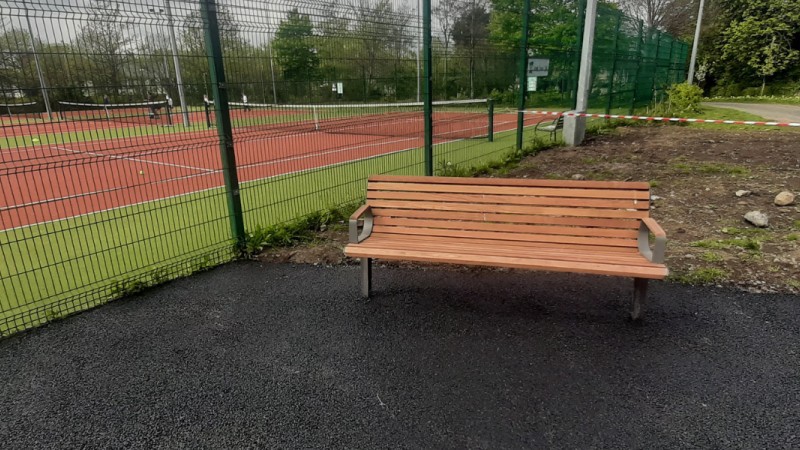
(1, 101, 540, 231)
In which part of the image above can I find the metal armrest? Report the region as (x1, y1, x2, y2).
(349, 204, 374, 244)
(638, 217, 667, 264)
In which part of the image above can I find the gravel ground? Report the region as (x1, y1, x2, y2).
(1, 262, 798, 449)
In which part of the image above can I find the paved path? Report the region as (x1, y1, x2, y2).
(1, 262, 798, 448)
(704, 102, 800, 123)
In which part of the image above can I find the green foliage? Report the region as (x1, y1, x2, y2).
(666, 83, 703, 114)
(691, 238, 762, 252)
(672, 268, 728, 285)
(243, 204, 359, 257)
(704, 0, 800, 95)
(274, 9, 320, 83)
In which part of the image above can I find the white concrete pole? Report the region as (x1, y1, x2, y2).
(687, 0, 705, 85)
(165, 0, 190, 126)
(564, 0, 598, 146)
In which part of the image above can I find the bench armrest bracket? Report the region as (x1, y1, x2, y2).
(349, 204, 374, 244)
(638, 217, 667, 264)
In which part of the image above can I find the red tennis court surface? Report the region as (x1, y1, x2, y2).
(1, 112, 544, 230)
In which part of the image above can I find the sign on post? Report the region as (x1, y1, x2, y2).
(527, 58, 550, 77)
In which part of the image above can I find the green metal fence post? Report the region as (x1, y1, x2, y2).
(516, 0, 532, 150)
(423, 0, 434, 176)
(630, 20, 644, 114)
(605, 11, 622, 115)
(201, 0, 246, 248)
(488, 99, 495, 142)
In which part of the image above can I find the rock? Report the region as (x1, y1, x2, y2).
(571, 174, 585, 180)
(735, 190, 752, 197)
(774, 191, 796, 206)
(744, 211, 769, 228)
(650, 195, 662, 201)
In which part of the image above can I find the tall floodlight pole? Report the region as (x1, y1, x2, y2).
(23, 3, 52, 120)
(164, 0, 190, 126)
(687, 0, 705, 85)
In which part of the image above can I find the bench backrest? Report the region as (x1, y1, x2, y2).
(366, 175, 651, 249)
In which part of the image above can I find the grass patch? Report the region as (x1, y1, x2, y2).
(701, 252, 724, 262)
(787, 234, 799, 242)
(671, 268, 728, 285)
(793, 220, 800, 230)
(649, 180, 659, 188)
(691, 238, 762, 252)
(670, 158, 750, 176)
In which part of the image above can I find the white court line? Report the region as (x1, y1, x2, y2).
(53, 146, 215, 173)
(2, 125, 524, 230)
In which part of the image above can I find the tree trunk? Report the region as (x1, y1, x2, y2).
(761, 77, 766, 96)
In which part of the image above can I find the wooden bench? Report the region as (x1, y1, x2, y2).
(534, 115, 564, 141)
(344, 175, 668, 320)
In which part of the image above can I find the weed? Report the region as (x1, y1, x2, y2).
(671, 268, 728, 285)
(701, 252, 723, 262)
(793, 220, 800, 230)
(691, 238, 761, 252)
(787, 234, 799, 242)
(649, 180, 659, 188)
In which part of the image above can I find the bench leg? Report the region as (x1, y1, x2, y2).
(361, 258, 372, 298)
(631, 278, 648, 321)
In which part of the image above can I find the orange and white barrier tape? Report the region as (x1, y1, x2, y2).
(524, 110, 800, 127)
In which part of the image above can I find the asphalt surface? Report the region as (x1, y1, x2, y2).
(1, 262, 798, 449)
(703, 102, 800, 123)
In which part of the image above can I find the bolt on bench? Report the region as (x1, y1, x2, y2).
(344, 175, 668, 320)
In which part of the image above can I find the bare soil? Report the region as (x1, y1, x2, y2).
(260, 126, 800, 294)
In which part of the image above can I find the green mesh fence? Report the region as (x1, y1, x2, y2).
(0, 0, 687, 337)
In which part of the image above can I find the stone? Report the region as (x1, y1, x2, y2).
(571, 174, 585, 180)
(774, 191, 796, 206)
(737, 201, 749, 206)
(735, 190, 752, 197)
(650, 195, 662, 201)
(744, 211, 769, 228)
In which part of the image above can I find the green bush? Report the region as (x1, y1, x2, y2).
(666, 83, 703, 114)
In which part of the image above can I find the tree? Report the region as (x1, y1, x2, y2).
(434, 0, 461, 98)
(273, 9, 319, 88)
(721, 14, 800, 95)
(452, 0, 490, 98)
(75, 0, 132, 99)
(703, 0, 800, 94)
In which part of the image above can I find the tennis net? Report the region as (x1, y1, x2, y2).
(1, 102, 42, 124)
(216, 99, 491, 141)
(58, 101, 172, 126)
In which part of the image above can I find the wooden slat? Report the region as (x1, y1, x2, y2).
(368, 175, 651, 190)
(368, 200, 650, 219)
(356, 237, 653, 266)
(370, 208, 642, 229)
(366, 233, 640, 254)
(369, 182, 651, 200)
(367, 191, 649, 210)
(372, 217, 639, 239)
(374, 226, 639, 248)
(344, 246, 668, 279)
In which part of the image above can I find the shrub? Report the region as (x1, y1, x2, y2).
(666, 83, 703, 114)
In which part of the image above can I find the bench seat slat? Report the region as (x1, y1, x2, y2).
(375, 226, 639, 248)
(367, 233, 640, 254)
(368, 200, 649, 219)
(367, 191, 650, 210)
(369, 182, 651, 200)
(345, 247, 668, 279)
(370, 208, 641, 229)
(372, 217, 640, 239)
(355, 237, 655, 266)
(369, 175, 651, 190)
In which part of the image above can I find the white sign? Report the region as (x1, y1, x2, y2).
(527, 58, 550, 77)
(336, 82, 344, 95)
(527, 76, 538, 92)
